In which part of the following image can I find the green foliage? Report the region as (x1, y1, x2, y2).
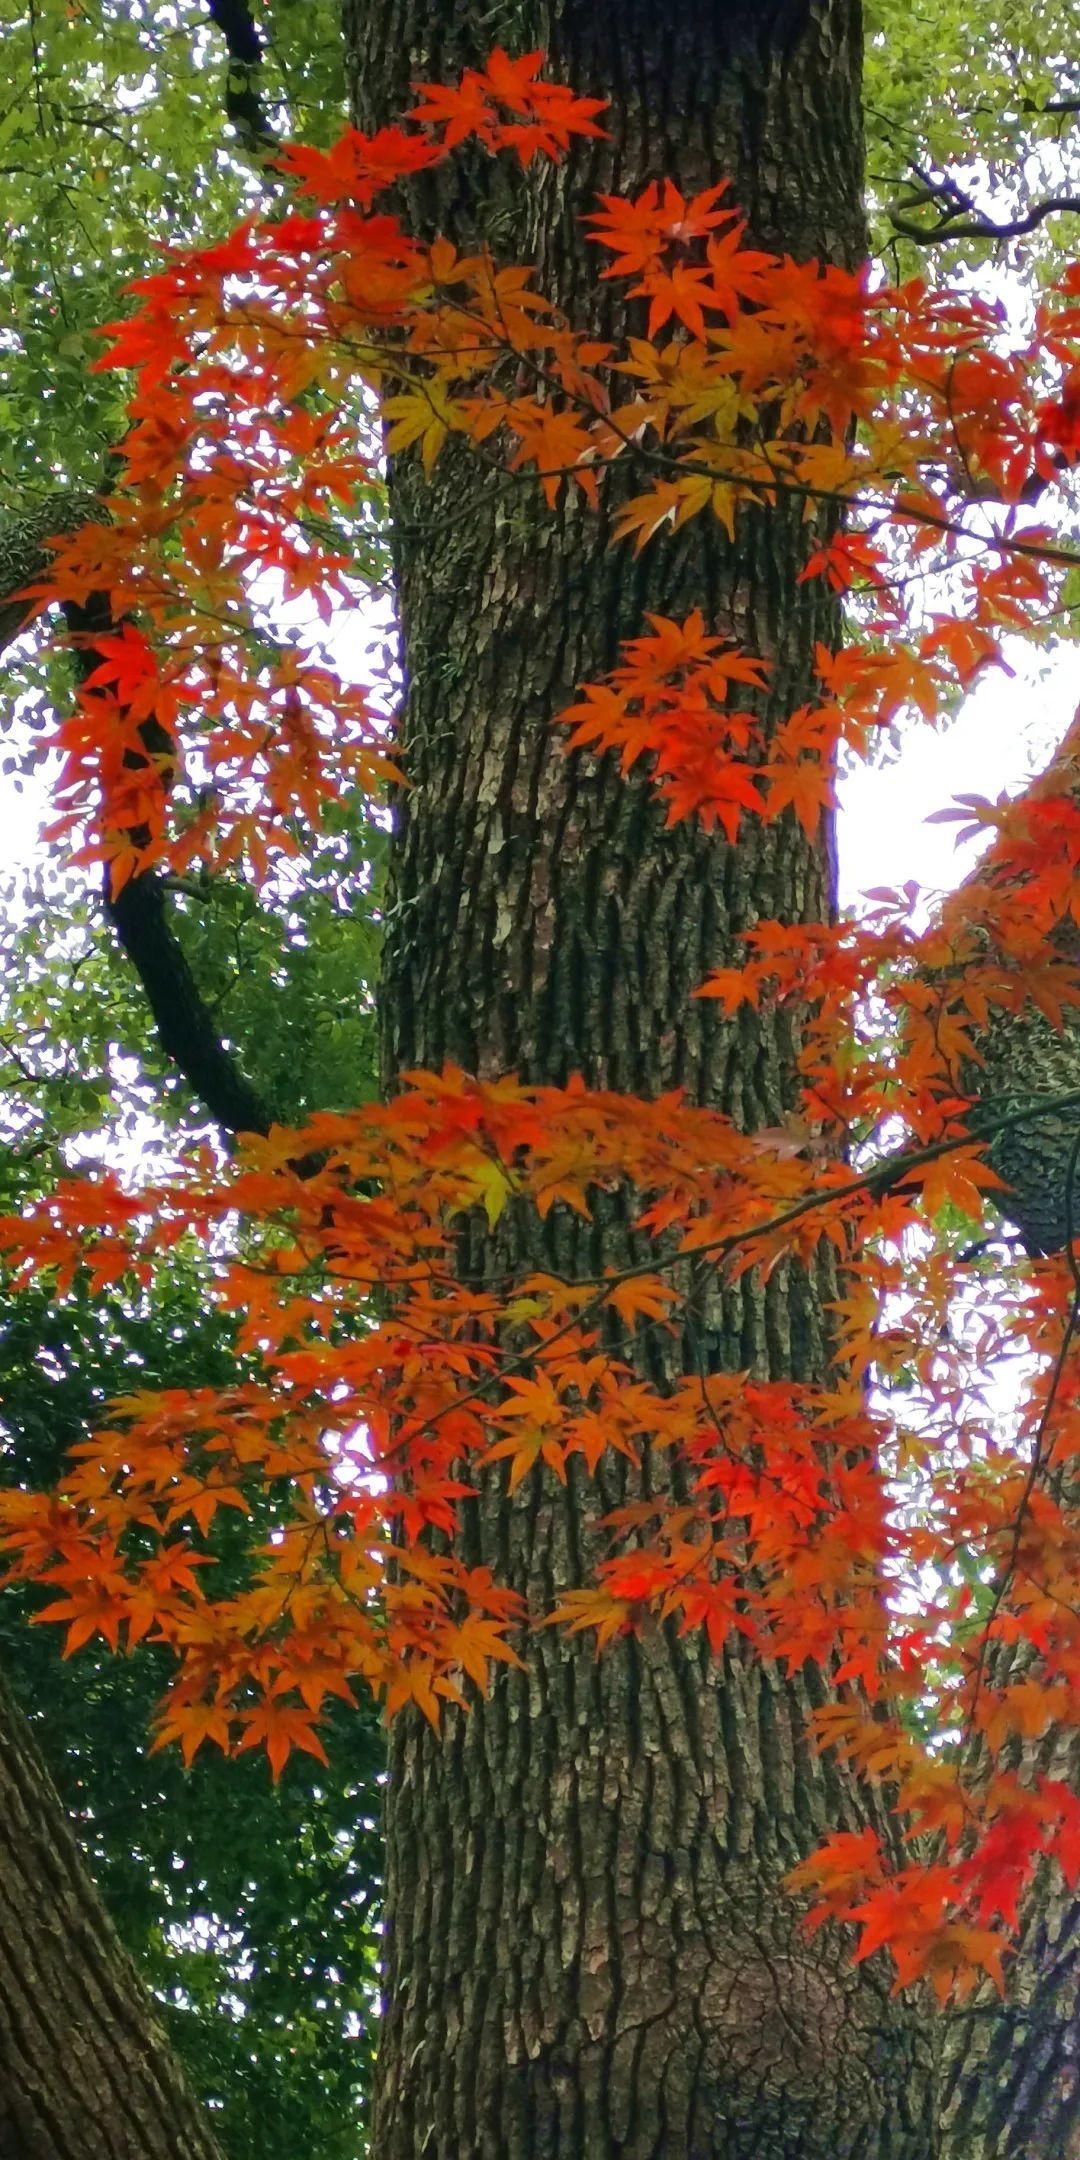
(164, 816, 387, 1127)
(866, 0, 1075, 172)
(0, 14, 382, 2151)
(0, 801, 385, 1155)
(865, 0, 1080, 267)
(0, 1257, 381, 2160)
(0, 0, 345, 489)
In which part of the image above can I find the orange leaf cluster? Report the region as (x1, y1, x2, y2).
(12, 52, 1080, 2002)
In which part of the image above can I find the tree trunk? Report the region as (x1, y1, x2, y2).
(0, 1672, 224, 2160)
(938, 1843, 1080, 2158)
(347, 2, 936, 2154)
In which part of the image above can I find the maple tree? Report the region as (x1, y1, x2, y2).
(5, 2, 1080, 2154)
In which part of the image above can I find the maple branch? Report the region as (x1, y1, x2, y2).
(379, 284, 1080, 573)
(672, 1085, 1080, 1272)
(476, 1085, 1080, 1312)
(717, 1080, 1064, 1258)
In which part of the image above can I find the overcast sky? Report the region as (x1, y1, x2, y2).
(839, 641, 1078, 908)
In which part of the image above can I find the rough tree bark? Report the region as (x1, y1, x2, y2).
(0, 1674, 224, 2160)
(347, 3, 936, 2154)
(934, 721, 1080, 2154)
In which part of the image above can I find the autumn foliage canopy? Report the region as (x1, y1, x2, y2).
(8, 48, 1080, 2004)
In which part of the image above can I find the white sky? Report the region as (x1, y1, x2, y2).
(839, 641, 1079, 907)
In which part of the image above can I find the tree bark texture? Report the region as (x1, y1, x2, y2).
(933, 1498, 1080, 2141)
(0, 1672, 223, 2160)
(346, 3, 939, 2156)
(938, 1824, 1080, 2159)
(926, 733, 1080, 2155)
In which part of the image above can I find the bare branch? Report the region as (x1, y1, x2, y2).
(889, 191, 1080, 245)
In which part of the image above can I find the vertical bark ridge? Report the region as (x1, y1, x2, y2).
(937, 1661, 1080, 2155)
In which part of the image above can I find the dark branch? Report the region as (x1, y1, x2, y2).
(0, 491, 101, 655)
(104, 869, 273, 1136)
(64, 585, 276, 1140)
(889, 190, 1080, 245)
(205, 0, 261, 65)
(1020, 94, 1080, 119)
(204, 0, 275, 154)
(0, 495, 273, 1140)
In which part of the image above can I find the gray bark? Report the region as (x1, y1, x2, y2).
(0, 1674, 224, 2159)
(349, 2, 937, 2153)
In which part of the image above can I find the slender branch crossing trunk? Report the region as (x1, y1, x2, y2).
(347, 3, 937, 2154)
(0, 1674, 224, 2160)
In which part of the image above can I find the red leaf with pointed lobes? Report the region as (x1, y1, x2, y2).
(236, 1700, 331, 1783)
